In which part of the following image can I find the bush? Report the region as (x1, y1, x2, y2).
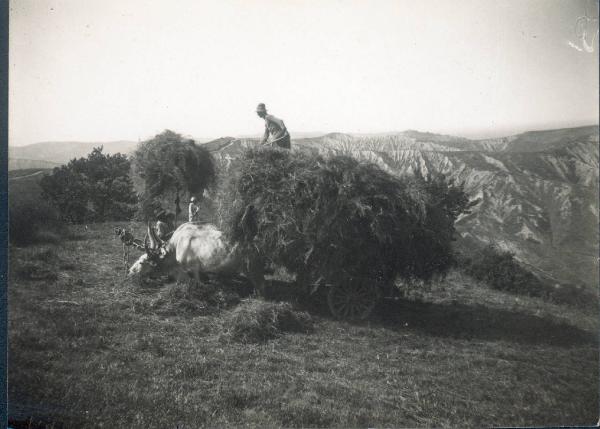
(459, 245, 598, 310)
(221, 300, 314, 343)
(223, 148, 469, 287)
(40, 147, 137, 223)
(459, 245, 548, 296)
(549, 283, 598, 311)
(9, 199, 65, 246)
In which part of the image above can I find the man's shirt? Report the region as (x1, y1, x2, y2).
(261, 114, 289, 144)
(189, 203, 199, 222)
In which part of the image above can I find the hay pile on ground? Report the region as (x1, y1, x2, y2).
(147, 281, 243, 317)
(224, 148, 467, 286)
(221, 299, 314, 343)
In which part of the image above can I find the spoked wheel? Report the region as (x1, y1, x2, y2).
(327, 277, 381, 320)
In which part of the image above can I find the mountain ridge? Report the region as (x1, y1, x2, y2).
(9, 124, 598, 167)
(205, 125, 599, 289)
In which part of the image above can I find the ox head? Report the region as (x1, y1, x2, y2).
(128, 223, 168, 277)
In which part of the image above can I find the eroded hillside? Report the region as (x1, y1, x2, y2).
(206, 126, 599, 288)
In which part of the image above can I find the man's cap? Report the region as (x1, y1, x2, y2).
(190, 196, 197, 202)
(256, 103, 267, 113)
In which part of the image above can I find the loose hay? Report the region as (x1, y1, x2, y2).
(149, 282, 242, 316)
(224, 147, 467, 287)
(221, 299, 314, 343)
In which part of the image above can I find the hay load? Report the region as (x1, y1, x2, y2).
(224, 147, 468, 290)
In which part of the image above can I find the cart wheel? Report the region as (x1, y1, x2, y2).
(327, 277, 381, 320)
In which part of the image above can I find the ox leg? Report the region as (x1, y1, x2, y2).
(189, 270, 210, 288)
(176, 270, 186, 285)
(191, 270, 201, 289)
(125, 247, 130, 274)
(246, 255, 268, 298)
(181, 268, 200, 289)
(122, 244, 127, 275)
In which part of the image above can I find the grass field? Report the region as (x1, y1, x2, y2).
(8, 169, 49, 204)
(8, 222, 599, 428)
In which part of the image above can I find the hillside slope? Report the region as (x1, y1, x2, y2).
(205, 126, 599, 288)
(8, 159, 61, 171)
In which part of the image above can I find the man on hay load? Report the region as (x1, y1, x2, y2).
(256, 103, 291, 149)
(189, 196, 200, 222)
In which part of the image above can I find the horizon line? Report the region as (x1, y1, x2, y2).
(8, 123, 599, 147)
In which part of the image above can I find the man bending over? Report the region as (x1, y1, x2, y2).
(256, 103, 291, 149)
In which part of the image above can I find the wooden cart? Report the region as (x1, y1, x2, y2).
(302, 272, 397, 320)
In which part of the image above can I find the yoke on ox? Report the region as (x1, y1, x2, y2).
(128, 222, 265, 294)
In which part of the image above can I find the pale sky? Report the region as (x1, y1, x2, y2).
(9, 0, 599, 146)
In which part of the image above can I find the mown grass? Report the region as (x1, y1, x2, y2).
(8, 222, 599, 428)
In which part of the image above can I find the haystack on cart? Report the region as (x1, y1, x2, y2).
(229, 148, 465, 321)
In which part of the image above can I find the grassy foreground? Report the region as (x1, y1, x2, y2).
(8, 222, 599, 428)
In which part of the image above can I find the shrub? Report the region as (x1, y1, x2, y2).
(223, 148, 470, 287)
(221, 300, 313, 343)
(549, 283, 598, 311)
(459, 245, 548, 296)
(40, 147, 137, 223)
(459, 245, 598, 310)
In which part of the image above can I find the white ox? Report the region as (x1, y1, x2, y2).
(128, 222, 265, 294)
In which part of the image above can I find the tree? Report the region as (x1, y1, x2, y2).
(132, 130, 216, 221)
(412, 172, 479, 278)
(39, 165, 89, 223)
(40, 147, 138, 223)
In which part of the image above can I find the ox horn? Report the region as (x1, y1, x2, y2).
(144, 232, 153, 256)
(146, 222, 158, 250)
(148, 221, 165, 247)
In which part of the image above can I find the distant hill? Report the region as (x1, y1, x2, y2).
(8, 158, 61, 171)
(8, 168, 52, 179)
(8, 140, 139, 167)
(8, 136, 237, 168)
(203, 125, 600, 289)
